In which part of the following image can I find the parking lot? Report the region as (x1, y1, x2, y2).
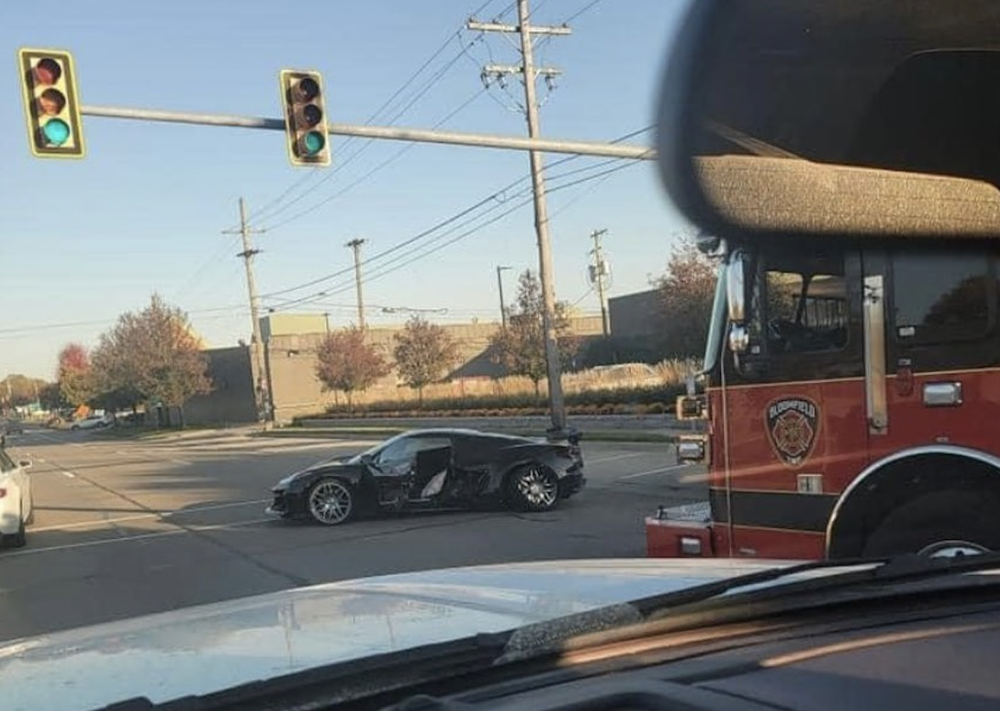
(0, 427, 707, 643)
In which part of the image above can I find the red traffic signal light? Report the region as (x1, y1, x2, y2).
(279, 69, 330, 167)
(17, 48, 85, 158)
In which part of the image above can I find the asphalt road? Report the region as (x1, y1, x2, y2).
(0, 427, 707, 644)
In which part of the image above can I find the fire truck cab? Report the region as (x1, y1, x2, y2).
(648, 211, 1000, 560)
(647, 0, 1000, 561)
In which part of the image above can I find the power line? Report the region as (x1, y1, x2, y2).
(252, 35, 483, 231)
(246, 18, 491, 229)
(268, 159, 642, 311)
(0, 304, 248, 338)
(261, 87, 486, 232)
(258, 127, 653, 302)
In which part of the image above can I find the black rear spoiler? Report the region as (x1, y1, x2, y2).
(546, 427, 582, 445)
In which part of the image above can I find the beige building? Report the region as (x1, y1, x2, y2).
(259, 314, 603, 424)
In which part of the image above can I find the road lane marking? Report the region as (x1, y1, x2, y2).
(587, 452, 650, 465)
(618, 463, 689, 480)
(29, 499, 270, 533)
(2, 517, 275, 558)
(169, 459, 194, 466)
(61, 471, 76, 479)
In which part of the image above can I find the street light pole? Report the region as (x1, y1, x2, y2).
(496, 265, 511, 328)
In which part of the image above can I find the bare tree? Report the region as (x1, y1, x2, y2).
(393, 316, 459, 405)
(489, 270, 575, 397)
(315, 327, 390, 410)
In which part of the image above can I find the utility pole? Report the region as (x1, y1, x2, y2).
(346, 238, 366, 330)
(469, 0, 572, 436)
(590, 229, 611, 337)
(496, 265, 512, 328)
(224, 198, 270, 422)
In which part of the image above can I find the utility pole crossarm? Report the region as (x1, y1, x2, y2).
(484, 64, 562, 77)
(467, 19, 571, 35)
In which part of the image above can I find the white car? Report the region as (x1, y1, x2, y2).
(70, 414, 112, 431)
(0, 448, 32, 548)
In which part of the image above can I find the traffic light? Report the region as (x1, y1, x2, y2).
(16, 48, 85, 159)
(279, 69, 331, 167)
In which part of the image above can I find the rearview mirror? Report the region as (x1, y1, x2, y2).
(656, 0, 1000, 241)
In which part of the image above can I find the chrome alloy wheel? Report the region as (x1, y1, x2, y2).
(308, 479, 353, 525)
(516, 466, 558, 509)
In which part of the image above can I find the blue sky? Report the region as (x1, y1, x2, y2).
(0, 0, 692, 380)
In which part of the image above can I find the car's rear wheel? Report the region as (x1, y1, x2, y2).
(507, 464, 559, 512)
(307, 478, 355, 526)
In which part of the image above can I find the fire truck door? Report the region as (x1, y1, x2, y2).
(721, 248, 868, 559)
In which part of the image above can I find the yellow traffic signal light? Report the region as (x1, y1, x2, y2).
(279, 69, 330, 167)
(17, 48, 85, 159)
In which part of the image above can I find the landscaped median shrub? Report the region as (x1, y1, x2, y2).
(303, 383, 684, 422)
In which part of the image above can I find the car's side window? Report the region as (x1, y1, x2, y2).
(377, 437, 451, 471)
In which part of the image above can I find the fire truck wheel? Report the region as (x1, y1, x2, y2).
(861, 491, 998, 559)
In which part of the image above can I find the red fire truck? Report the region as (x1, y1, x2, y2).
(643, 0, 1000, 562)
(645, 158, 1000, 562)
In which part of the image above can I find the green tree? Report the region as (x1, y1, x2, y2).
(0, 374, 46, 407)
(392, 316, 459, 405)
(39, 382, 65, 411)
(315, 327, 390, 409)
(653, 236, 718, 359)
(91, 294, 212, 425)
(489, 270, 576, 397)
(57, 342, 94, 407)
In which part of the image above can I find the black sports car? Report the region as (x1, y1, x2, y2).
(265, 428, 585, 526)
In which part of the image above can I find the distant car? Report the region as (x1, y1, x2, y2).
(70, 414, 112, 431)
(0, 446, 33, 548)
(266, 428, 585, 526)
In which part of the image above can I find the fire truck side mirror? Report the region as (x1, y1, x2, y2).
(726, 251, 751, 355)
(676, 394, 708, 421)
(726, 251, 747, 323)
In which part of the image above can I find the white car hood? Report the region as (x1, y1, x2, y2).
(0, 558, 803, 711)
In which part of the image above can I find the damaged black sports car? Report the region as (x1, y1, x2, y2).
(265, 428, 585, 526)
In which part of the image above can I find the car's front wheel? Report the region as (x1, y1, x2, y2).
(307, 478, 355, 526)
(507, 464, 559, 512)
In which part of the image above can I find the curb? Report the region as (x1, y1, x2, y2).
(253, 428, 681, 444)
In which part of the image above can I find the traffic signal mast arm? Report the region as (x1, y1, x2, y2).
(77, 103, 655, 161)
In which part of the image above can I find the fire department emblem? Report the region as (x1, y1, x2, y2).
(765, 397, 820, 467)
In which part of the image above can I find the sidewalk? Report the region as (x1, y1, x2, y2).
(264, 414, 702, 444)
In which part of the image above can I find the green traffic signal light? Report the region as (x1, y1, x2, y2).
(41, 118, 70, 146)
(302, 130, 325, 155)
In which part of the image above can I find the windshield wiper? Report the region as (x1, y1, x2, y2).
(627, 551, 1000, 617)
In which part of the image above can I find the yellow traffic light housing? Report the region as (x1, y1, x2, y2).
(17, 48, 85, 159)
(279, 69, 331, 167)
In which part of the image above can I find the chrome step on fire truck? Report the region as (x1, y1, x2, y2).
(646, 160, 1000, 562)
